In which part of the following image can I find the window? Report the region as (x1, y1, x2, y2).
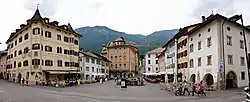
(190, 44, 194, 53)
(74, 40, 78, 45)
(207, 55, 212, 65)
(24, 47, 29, 54)
(45, 46, 52, 52)
(228, 55, 233, 65)
(24, 33, 28, 40)
(241, 57, 245, 66)
(241, 72, 245, 80)
(207, 37, 211, 47)
(32, 43, 40, 50)
(189, 59, 194, 68)
(13, 61, 16, 68)
(33, 28, 40, 35)
(23, 60, 28, 66)
(57, 47, 62, 53)
(92, 67, 94, 72)
(65, 62, 69, 67)
(208, 28, 211, 32)
(58, 60, 62, 66)
(18, 62, 21, 67)
(148, 60, 151, 64)
(57, 35, 61, 40)
(148, 67, 151, 71)
(32, 59, 40, 65)
(227, 36, 232, 46)
(156, 60, 158, 64)
(64, 36, 69, 42)
(110, 56, 113, 60)
(91, 59, 95, 64)
(115, 64, 117, 68)
(14, 50, 17, 57)
(198, 57, 201, 67)
(119, 64, 122, 68)
(124, 64, 126, 68)
(86, 67, 89, 71)
(227, 27, 231, 31)
(115, 56, 117, 60)
(45, 31, 51, 38)
(198, 41, 201, 50)
(148, 54, 151, 58)
(240, 32, 243, 36)
(124, 56, 126, 60)
(86, 57, 89, 63)
(64, 49, 68, 54)
(198, 33, 201, 37)
(70, 62, 75, 67)
(15, 40, 17, 45)
(19, 36, 22, 43)
(240, 40, 244, 49)
(45, 60, 53, 66)
(18, 50, 22, 55)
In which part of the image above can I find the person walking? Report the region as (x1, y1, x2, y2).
(191, 82, 197, 96)
(183, 81, 190, 95)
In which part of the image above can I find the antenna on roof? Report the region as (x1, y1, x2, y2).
(212, 10, 214, 15)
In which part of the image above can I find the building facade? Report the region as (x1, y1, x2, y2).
(0, 51, 7, 79)
(5, 8, 81, 85)
(79, 51, 110, 80)
(101, 37, 139, 78)
(145, 47, 164, 73)
(163, 14, 250, 89)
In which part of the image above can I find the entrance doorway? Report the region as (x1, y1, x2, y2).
(203, 73, 214, 85)
(190, 74, 196, 83)
(226, 71, 237, 89)
(17, 73, 22, 83)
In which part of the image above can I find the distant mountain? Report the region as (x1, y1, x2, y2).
(75, 26, 178, 54)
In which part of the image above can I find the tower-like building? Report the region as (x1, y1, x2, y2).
(5, 8, 81, 85)
(101, 37, 139, 78)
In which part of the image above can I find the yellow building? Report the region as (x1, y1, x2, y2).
(101, 37, 139, 78)
(5, 8, 81, 85)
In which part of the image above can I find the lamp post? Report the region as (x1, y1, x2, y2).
(222, 14, 250, 90)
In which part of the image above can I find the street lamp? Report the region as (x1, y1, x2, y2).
(222, 15, 250, 90)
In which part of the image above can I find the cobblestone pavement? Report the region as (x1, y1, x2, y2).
(0, 80, 247, 102)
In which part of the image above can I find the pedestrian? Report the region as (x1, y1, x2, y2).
(22, 78, 25, 86)
(191, 82, 197, 96)
(183, 80, 190, 95)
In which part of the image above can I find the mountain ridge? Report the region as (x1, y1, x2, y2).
(75, 26, 178, 54)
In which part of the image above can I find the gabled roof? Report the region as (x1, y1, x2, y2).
(146, 47, 164, 54)
(80, 51, 110, 62)
(183, 13, 250, 36)
(162, 23, 201, 48)
(30, 9, 43, 21)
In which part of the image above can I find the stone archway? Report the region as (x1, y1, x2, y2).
(226, 71, 238, 89)
(17, 73, 22, 83)
(203, 73, 214, 85)
(190, 74, 196, 83)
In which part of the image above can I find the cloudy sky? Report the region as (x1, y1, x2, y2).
(0, 0, 249, 50)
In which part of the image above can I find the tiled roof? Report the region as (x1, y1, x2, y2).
(146, 47, 164, 54)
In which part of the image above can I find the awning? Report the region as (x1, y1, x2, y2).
(45, 71, 80, 74)
(142, 73, 161, 75)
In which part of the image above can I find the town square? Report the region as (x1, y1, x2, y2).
(1, 0, 250, 102)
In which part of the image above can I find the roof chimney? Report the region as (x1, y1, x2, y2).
(202, 16, 206, 22)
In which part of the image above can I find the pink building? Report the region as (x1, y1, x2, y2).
(0, 51, 7, 79)
(157, 50, 166, 74)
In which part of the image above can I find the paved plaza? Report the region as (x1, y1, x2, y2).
(0, 80, 247, 102)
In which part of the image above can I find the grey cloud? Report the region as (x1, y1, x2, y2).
(192, 0, 237, 18)
(24, 0, 58, 16)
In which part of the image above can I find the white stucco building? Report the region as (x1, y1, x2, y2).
(144, 48, 164, 74)
(187, 14, 250, 89)
(164, 39, 178, 83)
(79, 51, 110, 80)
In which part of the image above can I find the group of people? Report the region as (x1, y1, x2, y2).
(160, 80, 206, 96)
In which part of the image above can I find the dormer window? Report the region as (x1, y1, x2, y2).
(33, 28, 40, 35)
